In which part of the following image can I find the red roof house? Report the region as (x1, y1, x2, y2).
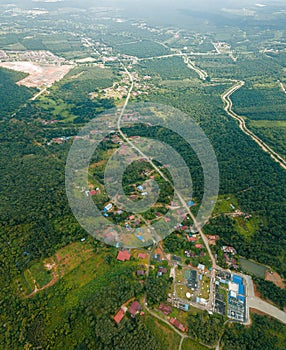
(114, 308, 125, 324)
(138, 253, 147, 259)
(195, 244, 203, 249)
(187, 236, 198, 242)
(128, 301, 142, 317)
(158, 303, 172, 315)
(117, 250, 131, 262)
(170, 318, 186, 332)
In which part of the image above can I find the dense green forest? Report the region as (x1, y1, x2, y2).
(0, 68, 34, 118)
(221, 315, 286, 350)
(254, 278, 286, 310)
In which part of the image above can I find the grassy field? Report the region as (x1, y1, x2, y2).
(143, 314, 181, 350)
(233, 215, 262, 237)
(250, 120, 286, 128)
(18, 261, 53, 295)
(213, 194, 239, 215)
(169, 307, 190, 324)
(181, 338, 209, 350)
(54, 241, 96, 276)
(29, 261, 52, 287)
(177, 283, 193, 300)
(198, 275, 210, 300)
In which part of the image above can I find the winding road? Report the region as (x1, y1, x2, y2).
(115, 48, 286, 349)
(222, 80, 286, 170)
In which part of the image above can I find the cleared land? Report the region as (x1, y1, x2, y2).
(0, 61, 73, 88)
(265, 271, 286, 289)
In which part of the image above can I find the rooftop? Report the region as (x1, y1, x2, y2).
(117, 250, 131, 262)
(114, 308, 125, 324)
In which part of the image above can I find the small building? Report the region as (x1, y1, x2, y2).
(195, 244, 203, 249)
(158, 267, 168, 274)
(104, 203, 113, 212)
(128, 301, 142, 317)
(170, 318, 186, 332)
(114, 308, 125, 324)
(136, 270, 145, 276)
(138, 253, 147, 259)
(187, 236, 198, 242)
(158, 303, 172, 315)
(117, 250, 131, 262)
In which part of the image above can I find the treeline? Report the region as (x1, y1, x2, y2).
(0, 68, 34, 118)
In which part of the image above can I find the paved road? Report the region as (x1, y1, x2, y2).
(117, 58, 217, 311)
(222, 81, 286, 170)
(181, 52, 208, 80)
(116, 56, 286, 349)
(278, 80, 286, 94)
(30, 87, 47, 101)
(248, 297, 286, 324)
(242, 272, 286, 324)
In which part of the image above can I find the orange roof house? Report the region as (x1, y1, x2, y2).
(114, 308, 125, 324)
(117, 250, 131, 261)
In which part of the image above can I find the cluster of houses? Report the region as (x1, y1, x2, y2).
(113, 301, 143, 324)
(222, 246, 238, 269)
(0, 49, 66, 64)
(170, 318, 187, 333)
(157, 304, 188, 332)
(48, 136, 71, 145)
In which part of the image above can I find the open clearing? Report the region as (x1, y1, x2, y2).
(0, 61, 73, 88)
(265, 270, 286, 289)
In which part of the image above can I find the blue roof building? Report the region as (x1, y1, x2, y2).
(238, 284, 245, 295)
(233, 275, 243, 284)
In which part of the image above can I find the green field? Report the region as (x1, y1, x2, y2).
(115, 40, 169, 58)
(250, 120, 286, 128)
(29, 261, 52, 287)
(143, 315, 181, 350)
(181, 338, 209, 350)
